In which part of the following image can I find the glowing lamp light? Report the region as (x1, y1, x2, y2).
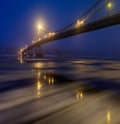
(38, 24, 43, 30)
(76, 19, 85, 28)
(107, 111, 111, 123)
(20, 48, 23, 52)
(107, 2, 112, 9)
(52, 32, 55, 35)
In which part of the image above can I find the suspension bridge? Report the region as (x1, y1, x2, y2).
(19, 0, 120, 59)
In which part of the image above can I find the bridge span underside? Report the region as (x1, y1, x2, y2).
(24, 12, 120, 53)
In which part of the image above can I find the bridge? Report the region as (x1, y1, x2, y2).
(19, 0, 120, 59)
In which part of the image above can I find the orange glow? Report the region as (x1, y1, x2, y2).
(75, 20, 85, 28)
(48, 78, 51, 85)
(33, 63, 43, 69)
(76, 91, 83, 100)
(38, 24, 43, 30)
(37, 80, 42, 96)
(107, 110, 111, 123)
(44, 75, 46, 80)
(20, 48, 23, 52)
(52, 77, 54, 84)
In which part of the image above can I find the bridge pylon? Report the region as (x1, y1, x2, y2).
(35, 46, 43, 58)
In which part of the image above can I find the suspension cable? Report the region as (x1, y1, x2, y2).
(42, 0, 103, 33)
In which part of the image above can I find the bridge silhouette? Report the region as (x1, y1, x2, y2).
(19, 0, 120, 58)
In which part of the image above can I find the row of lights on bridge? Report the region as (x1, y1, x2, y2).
(19, 18, 85, 53)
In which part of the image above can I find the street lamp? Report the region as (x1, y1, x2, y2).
(35, 23, 44, 41)
(75, 19, 85, 28)
(107, 1, 113, 16)
(107, 2, 112, 9)
(34, 22, 45, 58)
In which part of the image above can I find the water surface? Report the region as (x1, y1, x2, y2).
(0, 56, 120, 124)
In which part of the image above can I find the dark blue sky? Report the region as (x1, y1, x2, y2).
(0, 0, 120, 56)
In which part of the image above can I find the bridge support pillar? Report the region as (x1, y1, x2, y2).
(35, 46, 43, 58)
(27, 49, 34, 58)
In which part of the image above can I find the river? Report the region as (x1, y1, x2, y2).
(0, 56, 120, 124)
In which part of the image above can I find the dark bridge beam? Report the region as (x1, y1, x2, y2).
(24, 12, 120, 52)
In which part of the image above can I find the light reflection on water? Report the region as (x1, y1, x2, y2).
(33, 66, 114, 124)
(31, 63, 116, 124)
(48, 75, 55, 85)
(107, 110, 111, 123)
(37, 81, 42, 96)
(34, 63, 44, 69)
(44, 74, 46, 80)
(18, 56, 24, 64)
(76, 91, 83, 100)
(33, 62, 56, 86)
(32, 61, 117, 124)
(33, 65, 56, 98)
(6, 59, 119, 123)
(36, 71, 42, 97)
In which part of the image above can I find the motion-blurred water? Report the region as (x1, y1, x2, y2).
(0, 56, 120, 124)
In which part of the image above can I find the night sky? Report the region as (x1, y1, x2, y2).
(0, 0, 120, 57)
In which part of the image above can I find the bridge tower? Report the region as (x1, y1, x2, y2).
(35, 46, 43, 58)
